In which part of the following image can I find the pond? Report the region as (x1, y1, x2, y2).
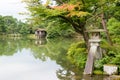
(0, 37, 111, 80)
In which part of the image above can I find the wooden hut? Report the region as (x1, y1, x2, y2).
(35, 29, 47, 39)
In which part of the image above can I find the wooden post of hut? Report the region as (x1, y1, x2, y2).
(35, 29, 47, 39)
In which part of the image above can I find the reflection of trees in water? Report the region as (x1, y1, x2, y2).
(56, 69, 75, 80)
(0, 38, 35, 56)
(31, 38, 84, 80)
(55, 57, 83, 80)
(31, 38, 73, 61)
(0, 38, 84, 80)
(0, 39, 18, 56)
(0, 38, 115, 80)
(31, 46, 48, 61)
(56, 68, 83, 80)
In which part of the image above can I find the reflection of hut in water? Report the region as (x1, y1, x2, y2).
(35, 29, 47, 39)
(35, 38, 47, 45)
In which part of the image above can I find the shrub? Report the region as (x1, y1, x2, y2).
(67, 41, 87, 68)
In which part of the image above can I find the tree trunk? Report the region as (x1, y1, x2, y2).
(101, 13, 113, 45)
(58, 15, 89, 49)
(81, 26, 89, 49)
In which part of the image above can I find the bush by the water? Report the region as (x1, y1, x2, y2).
(67, 41, 87, 68)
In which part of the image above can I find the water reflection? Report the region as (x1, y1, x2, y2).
(0, 48, 60, 80)
(0, 38, 108, 80)
(0, 38, 82, 80)
(35, 38, 47, 45)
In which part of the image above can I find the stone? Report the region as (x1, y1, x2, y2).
(103, 64, 118, 75)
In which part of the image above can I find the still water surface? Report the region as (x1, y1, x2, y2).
(0, 49, 60, 80)
(0, 37, 111, 80)
(0, 38, 81, 80)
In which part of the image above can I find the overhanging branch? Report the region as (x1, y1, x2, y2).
(58, 15, 83, 34)
(54, 0, 64, 4)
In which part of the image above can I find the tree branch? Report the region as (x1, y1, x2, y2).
(54, 0, 64, 4)
(57, 15, 82, 33)
(81, 0, 85, 4)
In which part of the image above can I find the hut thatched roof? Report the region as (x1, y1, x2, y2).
(36, 28, 46, 31)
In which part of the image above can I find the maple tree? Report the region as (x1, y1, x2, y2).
(23, 0, 117, 47)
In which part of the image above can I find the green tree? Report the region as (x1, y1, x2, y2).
(0, 15, 5, 33)
(0, 15, 30, 35)
(3, 16, 17, 34)
(22, 0, 117, 47)
(17, 21, 30, 34)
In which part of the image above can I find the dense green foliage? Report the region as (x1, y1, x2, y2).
(46, 18, 75, 38)
(0, 15, 30, 35)
(22, 0, 120, 73)
(107, 18, 120, 43)
(67, 41, 87, 68)
(94, 40, 120, 71)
